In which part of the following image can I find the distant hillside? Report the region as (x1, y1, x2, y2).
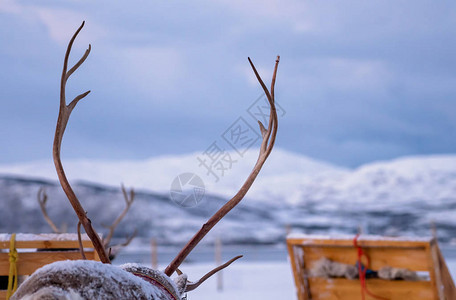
(1, 151, 456, 244)
(0, 175, 283, 245)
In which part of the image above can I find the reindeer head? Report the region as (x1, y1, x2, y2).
(13, 21, 279, 299)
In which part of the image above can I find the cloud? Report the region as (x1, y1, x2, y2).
(116, 46, 185, 99)
(0, 0, 20, 13)
(33, 7, 106, 46)
(285, 57, 392, 93)
(238, 63, 275, 88)
(1, 0, 456, 167)
(0, 1, 106, 46)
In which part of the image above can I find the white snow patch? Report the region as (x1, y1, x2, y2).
(0, 233, 91, 242)
(287, 233, 433, 242)
(0, 148, 346, 203)
(24, 260, 165, 299)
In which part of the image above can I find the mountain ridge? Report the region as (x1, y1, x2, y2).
(1, 150, 456, 244)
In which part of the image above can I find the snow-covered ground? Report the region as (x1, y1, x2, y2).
(135, 257, 456, 300)
(112, 245, 456, 299)
(178, 261, 295, 299)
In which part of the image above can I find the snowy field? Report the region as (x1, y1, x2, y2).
(113, 245, 295, 299)
(112, 246, 456, 299)
(174, 259, 456, 299)
(141, 258, 456, 299)
(175, 261, 294, 299)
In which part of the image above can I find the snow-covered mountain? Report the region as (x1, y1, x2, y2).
(0, 175, 283, 245)
(1, 150, 456, 244)
(0, 148, 346, 203)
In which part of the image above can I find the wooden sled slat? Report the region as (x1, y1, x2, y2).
(0, 251, 97, 276)
(287, 234, 456, 300)
(308, 278, 434, 300)
(302, 246, 430, 271)
(0, 233, 95, 250)
(0, 233, 100, 299)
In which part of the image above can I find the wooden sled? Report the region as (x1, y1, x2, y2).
(287, 234, 456, 300)
(0, 233, 100, 299)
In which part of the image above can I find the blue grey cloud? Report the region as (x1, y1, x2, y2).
(1, 0, 455, 167)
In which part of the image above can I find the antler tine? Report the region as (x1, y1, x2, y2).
(118, 229, 138, 248)
(77, 221, 87, 260)
(56, 22, 91, 151)
(267, 56, 280, 157)
(37, 187, 61, 234)
(66, 45, 91, 84)
(102, 184, 136, 248)
(249, 56, 280, 158)
(108, 229, 138, 259)
(164, 57, 280, 276)
(185, 255, 243, 292)
(53, 21, 110, 264)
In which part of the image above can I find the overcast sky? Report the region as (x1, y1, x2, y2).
(1, 0, 455, 167)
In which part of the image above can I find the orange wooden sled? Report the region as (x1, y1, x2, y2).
(287, 234, 456, 300)
(0, 233, 100, 299)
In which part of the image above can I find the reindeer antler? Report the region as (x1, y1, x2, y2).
(102, 184, 137, 253)
(185, 255, 243, 292)
(37, 187, 61, 234)
(53, 21, 110, 264)
(164, 56, 280, 276)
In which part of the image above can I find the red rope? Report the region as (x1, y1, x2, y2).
(132, 272, 179, 300)
(353, 234, 389, 300)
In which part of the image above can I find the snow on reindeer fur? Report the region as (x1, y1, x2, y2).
(11, 260, 185, 300)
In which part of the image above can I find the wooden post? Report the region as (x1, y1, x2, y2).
(151, 238, 158, 269)
(285, 224, 291, 235)
(215, 236, 223, 291)
(431, 220, 437, 239)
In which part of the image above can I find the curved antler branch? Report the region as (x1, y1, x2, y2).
(53, 21, 110, 264)
(37, 187, 61, 234)
(66, 45, 91, 81)
(107, 229, 138, 259)
(102, 184, 136, 248)
(249, 56, 279, 158)
(77, 221, 87, 260)
(185, 255, 243, 292)
(164, 56, 280, 276)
